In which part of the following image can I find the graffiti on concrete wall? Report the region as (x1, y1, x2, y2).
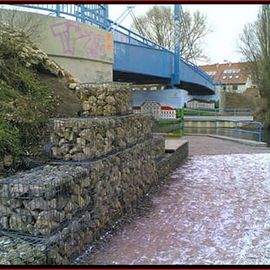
(50, 21, 113, 59)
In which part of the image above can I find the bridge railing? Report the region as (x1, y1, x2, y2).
(107, 18, 169, 51)
(3, 4, 109, 29)
(109, 21, 215, 85)
(4, 4, 215, 85)
(180, 57, 214, 84)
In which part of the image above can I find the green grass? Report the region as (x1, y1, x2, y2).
(155, 119, 182, 126)
(0, 32, 55, 165)
(164, 129, 184, 138)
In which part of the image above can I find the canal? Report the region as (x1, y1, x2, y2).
(184, 127, 269, 144)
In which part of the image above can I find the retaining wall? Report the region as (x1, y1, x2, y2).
(50, 114, 153, 161)
(0, 82, 188, 265)
(0, 137, 165, 264)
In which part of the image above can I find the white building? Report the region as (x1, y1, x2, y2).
(160, 106, 176, 119)
(141, 101, 161, 119)
(132, 102, 177, 120)
(200, 62, 259, 97)
(186, 99, 215, 110)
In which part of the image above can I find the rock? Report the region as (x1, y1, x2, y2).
(59, 138, 67, 146)
(82, 101, 90, 111)
(69, 146, 81, 155)
(70, 184, 82, 195)
(3, 155, 13, 167)
(0, 216, 8, 229)
(24, 198, 56, 211)
(71, 195, 85, 208)
(34, 211, 59, 233)
(72, 153, 86, 161)
(51, 147, 62, 158)
(9, 213, 33, 231)
(105, 96, 116, 105)
(76, 137, 86, 146)
(68, 83, 77, 90)
(88, 96, 97, 105)
(10, 183, 26, 196)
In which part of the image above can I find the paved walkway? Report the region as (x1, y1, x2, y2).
(185, 135, 270, 156)
(82, 136, 270, 265)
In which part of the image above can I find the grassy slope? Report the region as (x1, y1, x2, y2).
(0, 26, 82, 175)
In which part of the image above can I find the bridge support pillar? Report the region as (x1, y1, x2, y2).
(219, 89, 226, 114)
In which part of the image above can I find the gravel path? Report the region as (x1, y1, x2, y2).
(81, 136, 270, 265)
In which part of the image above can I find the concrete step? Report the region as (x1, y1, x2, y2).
(165, 139, 188, 153)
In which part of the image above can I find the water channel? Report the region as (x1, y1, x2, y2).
(184, 127, 269, 144)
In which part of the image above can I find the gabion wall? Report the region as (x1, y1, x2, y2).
(0, 82, 189, 265)
(0, 137, 165, 264)
(50, 114, 153, 161)
(79, 82, 132, 116)
(157, 141, 189, 180)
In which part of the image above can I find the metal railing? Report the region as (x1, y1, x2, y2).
(184, 119, 263, 142)
(4, 4, 215, 85)
(184, 108, 253, 117)
(223, 108, 252, 116)
(233, 121, 263, 142)
(3, 4, 109, 28)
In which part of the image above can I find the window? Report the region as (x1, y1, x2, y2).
(235, 75, 239, 79)
(223, 69, 240, 74)
(232, 85, 238, 91)
(229, 75, 233, 79)
(223, 85, 226, 90)
(223, 76, 227, 79)
(206, 71, 217, 76)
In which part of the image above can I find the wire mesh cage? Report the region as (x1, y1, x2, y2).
(0, 165, 93, 237)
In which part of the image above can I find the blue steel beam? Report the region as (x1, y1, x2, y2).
(172, 4, 181, 85)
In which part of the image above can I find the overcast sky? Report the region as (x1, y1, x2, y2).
(109, 4, 260, 65)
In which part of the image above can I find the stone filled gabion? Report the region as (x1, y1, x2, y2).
(157, 141, 188, 179)
(50, 114, 153, 161)
(0, 236, 46, 265)
(0, 165, 90, 236)
(78, 82, 132, 116)
(0, 137, 165, 265)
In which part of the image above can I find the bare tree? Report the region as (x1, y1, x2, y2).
(0, 8, 44, 42)
(239, 5, 270, 98)
(239, 5, 270, 126)
(131, 6, 212, 62)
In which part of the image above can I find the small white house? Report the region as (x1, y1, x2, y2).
(160, 106, 176, 119)
(186, 99, 215, 109)
(132, 103, 177, 119)
(141, 101, 161, 119)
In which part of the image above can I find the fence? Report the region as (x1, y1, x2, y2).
(184, 120, 263, 142)
(184, 108, 253, 117)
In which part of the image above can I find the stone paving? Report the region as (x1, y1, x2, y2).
(82, 136, 270, 265)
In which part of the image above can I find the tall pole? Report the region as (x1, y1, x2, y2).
(172, 4, 181, 86)
(103, 4, 109, 29)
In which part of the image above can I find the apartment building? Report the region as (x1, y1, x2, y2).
(200, 62, 259, 97)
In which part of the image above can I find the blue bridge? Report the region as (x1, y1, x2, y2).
(8, 4, 216, 95)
